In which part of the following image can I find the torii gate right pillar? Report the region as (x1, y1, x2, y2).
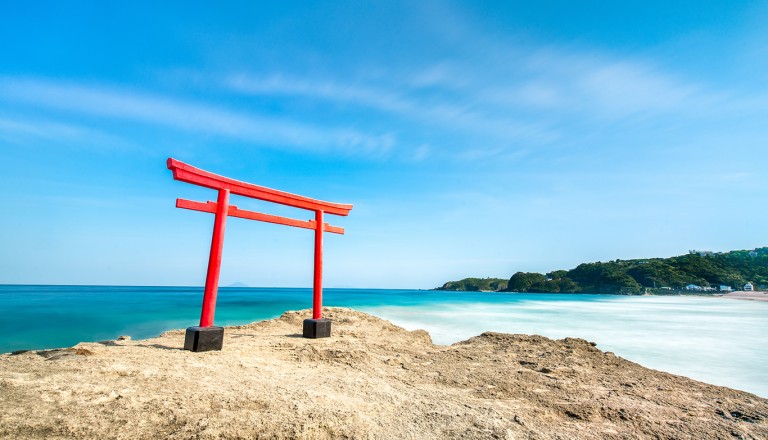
(303, 209, 331, 338)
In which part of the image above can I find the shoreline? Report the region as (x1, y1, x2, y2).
(718, 291, 768, 302)
(2, 307, 767, 439)
(442, 289, 768, 302)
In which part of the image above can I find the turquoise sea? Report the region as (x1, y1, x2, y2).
(1, 285, 766, 397)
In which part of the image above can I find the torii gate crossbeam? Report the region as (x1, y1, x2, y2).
(167, 158, 352, 351)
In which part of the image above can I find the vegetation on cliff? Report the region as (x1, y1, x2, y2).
(437, 277, 508, 292)
(438, 248, 768, 294)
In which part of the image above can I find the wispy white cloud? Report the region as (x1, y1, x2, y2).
(227, 73, 410, 114)
(0, 116, 90, 140)
(404, 2, 735, 121)
(411, 144, 431, 161)
(579, 61, 700, 112)
(406, 50, 728, 123)
(516, 51, 727, 119)
(0, 77, 394, 156)
(225, 73, 558, 147)
(222, 44, 744, 163)
(0, 115, 134, 150)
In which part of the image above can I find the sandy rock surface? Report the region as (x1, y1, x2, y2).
(1, 308, 766, 439)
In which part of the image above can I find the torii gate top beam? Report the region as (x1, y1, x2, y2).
(167, 158, 352, 216)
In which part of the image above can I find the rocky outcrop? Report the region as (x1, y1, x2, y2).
(1, 308, 766, 439)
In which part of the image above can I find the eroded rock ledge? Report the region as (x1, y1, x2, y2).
(1, 308, 766, 439)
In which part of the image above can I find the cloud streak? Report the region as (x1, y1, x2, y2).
(221, 42, 745, 164)
(0, 115, 137, 152)
(225, 73, 558, 147)
(0, 77, 394, 156)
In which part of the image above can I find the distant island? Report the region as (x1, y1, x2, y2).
(437, 247, 768, 294)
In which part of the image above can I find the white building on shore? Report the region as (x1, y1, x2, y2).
(744, 283, 754, 291)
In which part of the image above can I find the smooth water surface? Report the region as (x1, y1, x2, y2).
(1, 285, 766, 397)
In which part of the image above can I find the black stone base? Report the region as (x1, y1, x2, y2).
(303, 318, 332, 339)
(184, 326, 224, 352)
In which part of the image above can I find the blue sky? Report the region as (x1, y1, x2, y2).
(1, 1, 766, 288)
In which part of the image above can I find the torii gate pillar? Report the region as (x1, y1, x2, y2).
(303, 209, 332, 338)
(167, 158, 352, 351)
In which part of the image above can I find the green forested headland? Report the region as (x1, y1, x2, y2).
(437, 278, 509, 292)
(437, 248, 768, 294)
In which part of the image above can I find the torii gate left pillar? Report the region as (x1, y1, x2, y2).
(167, 158, 352, 351)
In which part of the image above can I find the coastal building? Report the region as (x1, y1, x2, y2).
(685, 284, 703, 291)
(744, 283, 754, 291)
(719, 285, 733, 292)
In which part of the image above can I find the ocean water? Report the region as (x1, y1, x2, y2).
(1, 285, 766, 397)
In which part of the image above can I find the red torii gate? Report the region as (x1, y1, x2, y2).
(167, 158, 352, 351)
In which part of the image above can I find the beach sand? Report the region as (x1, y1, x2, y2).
(1, 308, 766, 439)
(721, 291, 768, 302)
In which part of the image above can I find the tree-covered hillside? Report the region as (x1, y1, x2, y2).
(436, 278, 508, 292)
(437, 248, 768, 294)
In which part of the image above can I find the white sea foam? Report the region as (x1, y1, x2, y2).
(358, 295, 768, 397)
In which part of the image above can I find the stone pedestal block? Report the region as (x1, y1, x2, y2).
(184, 326, 224, 352)
(303, 318, 332, 339)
